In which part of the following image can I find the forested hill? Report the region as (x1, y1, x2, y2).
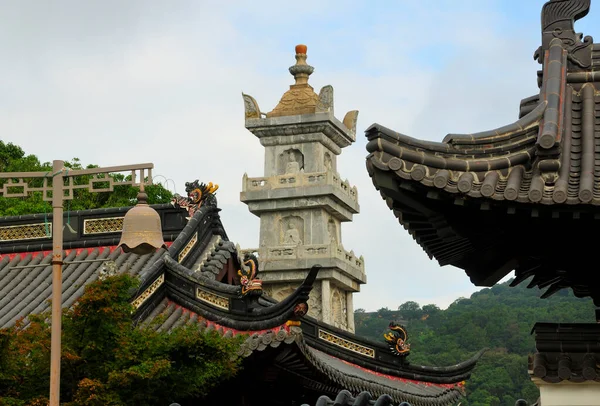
(354, 280, 596, 406)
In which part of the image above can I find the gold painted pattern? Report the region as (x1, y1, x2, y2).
(83, 217, 124, 234)
(131, 274, 165, 309)
(0, 223, 52, 241)
(196, 288, 229, 310)
(318, 329, 375, 358)
(178, 232, 198, 263)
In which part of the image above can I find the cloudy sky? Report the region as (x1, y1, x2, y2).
(1, 0, 597, 311)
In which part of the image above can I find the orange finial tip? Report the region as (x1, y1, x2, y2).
(295, 44, 307, 54)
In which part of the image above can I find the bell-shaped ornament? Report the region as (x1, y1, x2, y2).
(118, 191, 166, 255)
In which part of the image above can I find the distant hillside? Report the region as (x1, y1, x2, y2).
(354, 280, 596, 406)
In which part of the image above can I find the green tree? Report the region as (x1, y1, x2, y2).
(0, 274, 242, 405)
(355, 279, 596, 405)
(398, 301, 423, 320)
(0, 142, 172, 216)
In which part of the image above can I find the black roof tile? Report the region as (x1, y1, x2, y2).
(364, 1, 600, 305)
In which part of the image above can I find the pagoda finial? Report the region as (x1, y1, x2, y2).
(266, 44, 321, 118)
(289, 44, 314, 86)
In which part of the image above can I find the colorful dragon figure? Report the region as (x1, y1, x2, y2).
(171, 180, 218, 218)
(237, 253, 263, 296)
(383, 322, 411, 357)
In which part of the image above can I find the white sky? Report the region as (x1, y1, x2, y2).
(1, 0, 596, 310)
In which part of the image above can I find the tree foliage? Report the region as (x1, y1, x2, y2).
(354, 280, 596, 405)
(0, 141, 172, 216)
(0, 274, 242, 405)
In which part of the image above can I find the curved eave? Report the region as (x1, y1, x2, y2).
(299, 344, 464, 406)
(159, 256, 319, 330)
(240, 313, 482, 385)
(240, 328, 481, 406)
(365, 102, 547, 204)
(304, 318, 483, 384)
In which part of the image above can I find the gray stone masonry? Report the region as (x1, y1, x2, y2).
(241, 46, 364, 332)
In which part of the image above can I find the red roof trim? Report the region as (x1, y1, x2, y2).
(167, 300, 290, 336)
(1, 242, 174, 262)
(336, 357, 464, 389)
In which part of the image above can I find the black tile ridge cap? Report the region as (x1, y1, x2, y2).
(304, 330, 483, 383)
(164, 253, 241, 296)
(250, 265, 319, 317)
(0, 203, 176, 222)
(298, 343, 463, 404)
(365, 124, 451, 153)
(536, 322, 600, 330)
(166, 288, 302, 330)
(0, 233, 181, 255)
(366, 137, 535, 172)
(366, 101, 545, 148)
(532, 322, 600, 333)
(306, 390, 405, 406)
(137, 205, 220, 283)
(163, 262, 319, 323)
(300, 314, 482, 382)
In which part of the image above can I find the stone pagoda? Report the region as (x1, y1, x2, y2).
(240, 44, 365, 332)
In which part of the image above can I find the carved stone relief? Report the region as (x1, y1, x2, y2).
(273, 286, 296, 302)
(271, 283, 322, 319)
(324, 152, 333, 171)
(331, 287, 348, 329)
(278, 148, 304, 175)
(327, 219, 338, 244)
(280, 215, 304, 246)
(307, 283, 322, 319)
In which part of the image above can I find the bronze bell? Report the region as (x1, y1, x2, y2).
(118, 190, 166, 255)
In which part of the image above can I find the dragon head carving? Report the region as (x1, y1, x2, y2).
(237, 252, 262, 296)
(383, 322, 411, 357)
(171, 180, 218, 218)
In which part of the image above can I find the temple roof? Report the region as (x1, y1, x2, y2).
(365, 0, 600, 305)
(0, 191, 480, 405)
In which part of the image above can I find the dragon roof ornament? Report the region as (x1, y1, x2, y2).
(535, 0, 593, 72)
(171, 180, 218, 219)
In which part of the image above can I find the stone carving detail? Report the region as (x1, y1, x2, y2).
(307, 283, 322, 319)
(331, 287, 348, 329)
(327, 219, 338, 244)
(318, 329, 375, 358)
(273, 286, 296, 302)
(83, 217, 123, 234)
(279, 148, 304, 175)
(342, 110, 359, 138)
(324, 152, 333, 171)
(271, 283, 322, 319)
(317, 85, 334, 113)
(131, 274, 165, 309)
(242, 93, 261, 119)
(281, 215, 303, 246)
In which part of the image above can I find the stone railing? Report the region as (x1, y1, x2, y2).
(242, 171, 358, 202)
(257, 242, 364, 271)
